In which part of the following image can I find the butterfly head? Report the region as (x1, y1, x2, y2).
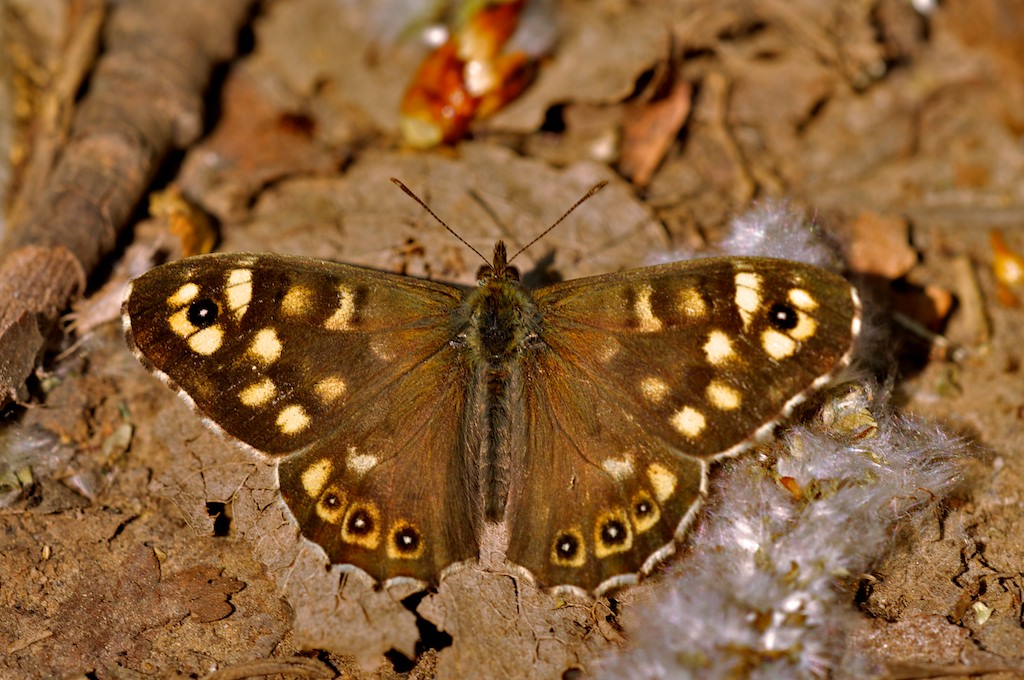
(477, 241, 521, 283)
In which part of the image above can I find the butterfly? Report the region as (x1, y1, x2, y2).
(122, 194, 860, 597)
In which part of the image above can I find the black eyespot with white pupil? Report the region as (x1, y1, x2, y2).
(393, 526, 420, 554)
(555, 533, 580, 559)
(347, 508, 374, 535)
(768, 302, 799, 331)
(600, 519, 628, 546)
(188, 298, 220, 328)
(634, 499, 653, 518)
(323, 492, 341, 508)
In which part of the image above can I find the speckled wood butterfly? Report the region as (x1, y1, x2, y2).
(122, 199, 860, 596)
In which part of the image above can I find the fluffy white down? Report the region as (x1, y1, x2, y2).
(596, 205, 970, 679)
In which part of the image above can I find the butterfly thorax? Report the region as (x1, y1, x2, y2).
(464, 242, 542, 361)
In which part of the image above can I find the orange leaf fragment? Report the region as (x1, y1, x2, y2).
(400, 0, 539, 148)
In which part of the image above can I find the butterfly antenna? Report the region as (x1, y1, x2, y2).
(508, 181, 609, 263)
(390, 178, 489, 265)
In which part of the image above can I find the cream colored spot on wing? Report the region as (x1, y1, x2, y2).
(788, 287, 818, 311)
(314, 376, 347, 403)
(239, 377, 277, 407)
(634, 284, 663, 332)
(281, 285, 312, 316)
(169, 308, 198, 338)
(640, 376, 670, 403)
(226, 268, 252, 319)
(706, 381, 742, 410)
(602, 455, 635, 480)
(646, 463, 678, 502)
(188, 326, 224, 355)
(703, 330, 735, 365)
(346, 446, 380, 476)
(324, 285, 356, 330)
(735, 271, 761, 291)
(277, 404, 309, 434)
(734, 272, 762, 329)
(168, 282, 200, 308)
(789, 311, 818, 341)
(762, 328, 797, 359)
(301, 458, 333, 498)
(670, 405, 706, 437)
(677, 288, 707, 318)
(249, 328, 282, 364)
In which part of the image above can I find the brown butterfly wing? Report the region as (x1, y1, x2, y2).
(504, 257, 860, 594)
(506, 353, 708, 594)
(124, 253, 481, 585)
(276, 349, 480, 585)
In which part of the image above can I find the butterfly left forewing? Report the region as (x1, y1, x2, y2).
(123, 252, 481, 586)
(504, 256, 860, 594)
(124, 253, 464, 454)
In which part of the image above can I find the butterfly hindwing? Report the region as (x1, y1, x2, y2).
(276, 349, 481, 584)
(506, 353, 708, 594)
(123, 252, 481, 585)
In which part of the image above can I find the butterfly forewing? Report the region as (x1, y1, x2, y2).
(533, 257, 859, 457)
(124, 252, 482, 584)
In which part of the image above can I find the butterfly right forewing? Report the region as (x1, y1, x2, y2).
(533, 257, 860, 457)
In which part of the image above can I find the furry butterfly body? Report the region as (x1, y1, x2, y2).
(123, 243, 859, 596)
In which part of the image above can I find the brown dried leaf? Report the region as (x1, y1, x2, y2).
(845, 211, 918, 279)
(485, 2, 672, 133)
(248, 0, 421, 134)
(420, 570, 624, 680)
(178, 66, 345, 223)
(619, 79, 693, 187)
(171, 565, 246, 623)
(891, 284, 955, 333)
(44, 546, 179, 673)
(225, 143, 667, 282)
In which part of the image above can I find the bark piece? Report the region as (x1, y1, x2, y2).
(0, 0, 256, 409)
